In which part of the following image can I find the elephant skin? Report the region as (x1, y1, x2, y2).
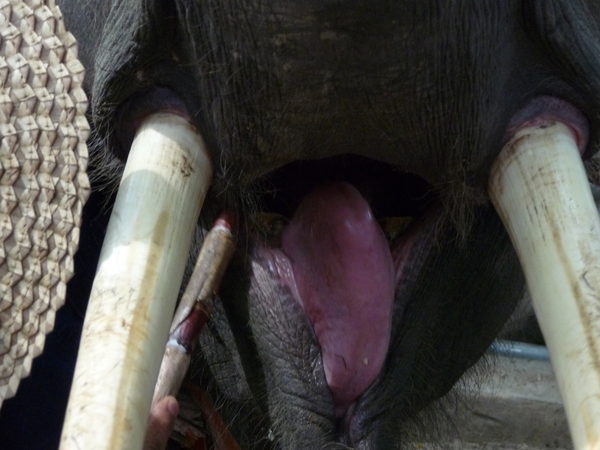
(2, 1, 600, 449)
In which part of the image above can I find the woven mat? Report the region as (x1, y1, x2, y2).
(0, 0, 90, 407)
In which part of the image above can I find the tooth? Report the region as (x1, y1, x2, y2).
(254, 212, 288, 238)
(60, 113, 212, 450)
(379, 216, 414, 241)
(489, 122, 600, 449)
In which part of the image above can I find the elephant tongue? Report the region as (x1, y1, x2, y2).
(281, 182, 395, 416)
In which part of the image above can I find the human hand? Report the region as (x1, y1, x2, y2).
(143, 396, 179, 450)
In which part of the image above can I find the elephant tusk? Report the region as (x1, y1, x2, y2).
(489, 122, 600, 450)
(60, 112, 213, 450)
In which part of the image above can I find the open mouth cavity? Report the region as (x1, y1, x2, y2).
(250, 156, 437, 417)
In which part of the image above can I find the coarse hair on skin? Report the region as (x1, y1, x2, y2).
(437, 178, 489, 248)
(418, 169, 490, 256)
(86, 122, 126, 207)
(385, 353, 499, 450)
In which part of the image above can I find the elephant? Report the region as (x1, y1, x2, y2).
(2, 0, 600, 449)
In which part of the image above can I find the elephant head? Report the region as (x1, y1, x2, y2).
(3, 1, 600, 449)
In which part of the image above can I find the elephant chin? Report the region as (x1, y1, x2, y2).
(489, 120, 600, 449)
(60, 112, 213, 450)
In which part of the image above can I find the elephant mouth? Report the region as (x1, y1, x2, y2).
(248, 156, 438, 417)
(227, 94, 597, 433)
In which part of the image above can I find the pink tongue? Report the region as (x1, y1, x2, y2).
(281, 181, 395, 417)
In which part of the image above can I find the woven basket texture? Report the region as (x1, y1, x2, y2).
(0, 0, 90, 407)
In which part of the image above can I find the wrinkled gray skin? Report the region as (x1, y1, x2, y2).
(56, 1, 600, 448)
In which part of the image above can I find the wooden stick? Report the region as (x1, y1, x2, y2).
(60, 112, 212, 450)
(489, 122, 600, 450)
(152, 214, 235, 406)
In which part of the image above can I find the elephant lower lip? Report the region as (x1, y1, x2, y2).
(252, 172, 436, 418)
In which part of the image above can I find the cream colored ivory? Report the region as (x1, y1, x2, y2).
(60, 113, 212, 450)
(489, 122, 600, 450)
